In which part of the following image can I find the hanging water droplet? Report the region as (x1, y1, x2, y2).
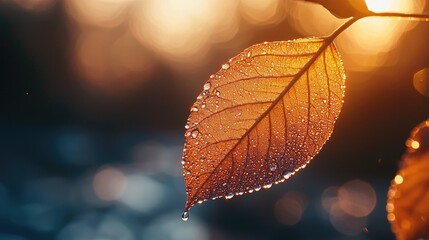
(191, 129, 199, 138)
(263, 183, 273, 189)
(185, 124, 190, 129)
(182, 211, 189, 221)
(270, 165, 277, 171)
(222, 63, 230, 70)
(204, 82, 211, 91)
(191, 107, 198, 112)
(254, 185, 262, 191)
(181, 160, 186, 165)
(225, 193, 234, 199)
(197, 199, 204, 204)
(283, 170, 293, 179)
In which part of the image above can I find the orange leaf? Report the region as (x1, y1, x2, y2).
(181, 38, 346, 220)
(387, 119, 429, 240)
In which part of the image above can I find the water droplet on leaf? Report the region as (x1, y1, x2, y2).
(225, 193, 234, 199)
(191, 129, 199, 138)
(204, 83, 211, 91)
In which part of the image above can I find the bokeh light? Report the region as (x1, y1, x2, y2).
(321, 180, 376, 236)
(120, 174, 166, 213)
(130, 0, 239, 65)
(338, 179, 377, 217)
(274, 191, 307, 226)
(65, 0, 132, 28)
(240, 0, 285, 26)
(394, 174, 404, 185)
(93, 167, 127, 201)
(10, 0, 55, 12)
(329, 203, 368, 236)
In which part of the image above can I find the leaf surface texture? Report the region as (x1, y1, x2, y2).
(182, 38, 346, 213)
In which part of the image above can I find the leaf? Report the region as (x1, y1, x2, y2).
(181, 38, 346, 218)
(304, 0, 371, 18)
(413, 68, 429, 98)
(387, 119, 429, 240)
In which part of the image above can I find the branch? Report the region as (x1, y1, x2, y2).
(324, 11, 429, 46)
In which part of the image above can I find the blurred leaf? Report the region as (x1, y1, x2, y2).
(304, 0, 371, 18)
(413, 68, 429, 98)
(387, 119, 429, 240)
(182, 38, 346, 215)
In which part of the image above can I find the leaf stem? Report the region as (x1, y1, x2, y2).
(326, 11, 429, 44)
(368, 12, 429, 21)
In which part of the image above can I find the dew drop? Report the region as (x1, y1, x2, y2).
(215, 90, 221, 97)
(247, 51, 252, 58)
(283, 170, 293, 179)
(181, 160, 186, 165)
(197, 199, 204, 204)
(199, 157, 206, 161)
(201, 104, 206, 109)
(182, 211, 189, 221)
(191, 107, 198, 112)
(270, 165, 277, 171)
(191, 129, 199, 138)
(210, 74, 215, 79)
(254, 185, 262, 191)
(222, 63, 230, 70)
(248, 189, 254, 193)
(263, 183, 273, 189)
(225, 193, 234, 199)
(185, 124, 190, 129)
(204, 82, 211, 91)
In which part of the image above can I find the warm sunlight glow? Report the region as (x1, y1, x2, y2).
(365, 0, 396, 12)
(286, 0, 426, 72)
(341, 0, 426, 71)
(240, 0, 284, 25)
(130, 0, 239, 64)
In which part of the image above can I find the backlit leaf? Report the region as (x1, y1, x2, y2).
(181, 38, 346, 218)
(387, 119, 429, 240)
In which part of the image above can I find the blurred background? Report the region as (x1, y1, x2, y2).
(1, 0, 429, 239)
